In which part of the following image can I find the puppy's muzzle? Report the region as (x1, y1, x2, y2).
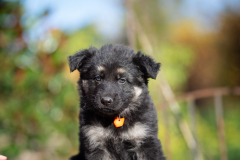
(101, 97, 113, 106)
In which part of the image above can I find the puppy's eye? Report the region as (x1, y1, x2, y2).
(95, 76, 101, 81)
(119, 78, 126, 84)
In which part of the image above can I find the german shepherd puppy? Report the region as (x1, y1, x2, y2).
(68, 44, 165, 160)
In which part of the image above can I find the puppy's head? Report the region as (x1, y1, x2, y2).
(68, 44, 160, 116)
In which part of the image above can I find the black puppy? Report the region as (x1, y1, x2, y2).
(68, 44, 165, 160)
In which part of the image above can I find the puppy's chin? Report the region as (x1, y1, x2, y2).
(99, 108, 118, 115)
(94, 106, 122, 116)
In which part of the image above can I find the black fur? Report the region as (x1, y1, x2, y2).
(68, 44, 165, 160)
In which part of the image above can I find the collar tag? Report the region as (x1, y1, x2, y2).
(113, 117, 125, 128)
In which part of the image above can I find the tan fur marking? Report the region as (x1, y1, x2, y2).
(132, 86, 142, 102)
(97, 66, 105, 72)
(83, 124, 111, 150)
(116, 68, 126, 73)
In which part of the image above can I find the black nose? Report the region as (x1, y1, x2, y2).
(101, 97, 113, 106)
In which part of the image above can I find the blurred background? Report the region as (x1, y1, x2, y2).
(0, 0, 240, 159)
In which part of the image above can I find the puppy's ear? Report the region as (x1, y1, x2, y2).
(68, 47, 96, 72)
(133, 51, 160, 79)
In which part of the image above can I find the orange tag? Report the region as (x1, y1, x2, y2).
(113, 117, 125, 128)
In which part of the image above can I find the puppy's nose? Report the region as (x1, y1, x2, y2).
(101, 97, 113, 106)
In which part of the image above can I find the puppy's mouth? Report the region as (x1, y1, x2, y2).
(100, 108, 116, 114)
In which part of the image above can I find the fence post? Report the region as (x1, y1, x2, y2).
(158, 74, 204, 160)
(214, 91, 228, 160)
(188, 97, 203, 160)
(188, 97, 196, 139)
(188, 98, 197, 158)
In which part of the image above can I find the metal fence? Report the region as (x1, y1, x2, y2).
(160, 85, 240, 160)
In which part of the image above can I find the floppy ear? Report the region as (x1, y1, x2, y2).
(68, 47, 96, 72)
(133, 51, 160, 79)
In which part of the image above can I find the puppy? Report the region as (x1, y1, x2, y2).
(68, 44, 165, 160)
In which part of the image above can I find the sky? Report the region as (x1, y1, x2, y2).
(19, 0, 240, 41)
(21, 0, 124, 40)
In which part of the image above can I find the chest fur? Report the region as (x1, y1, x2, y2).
(82, 122, 149, 151)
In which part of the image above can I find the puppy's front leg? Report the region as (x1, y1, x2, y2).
(138, 137, 166, 160)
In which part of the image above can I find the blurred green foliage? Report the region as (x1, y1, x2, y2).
(0, 0, 240, 160)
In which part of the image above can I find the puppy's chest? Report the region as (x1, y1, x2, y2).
(83, 122, 148, 151)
